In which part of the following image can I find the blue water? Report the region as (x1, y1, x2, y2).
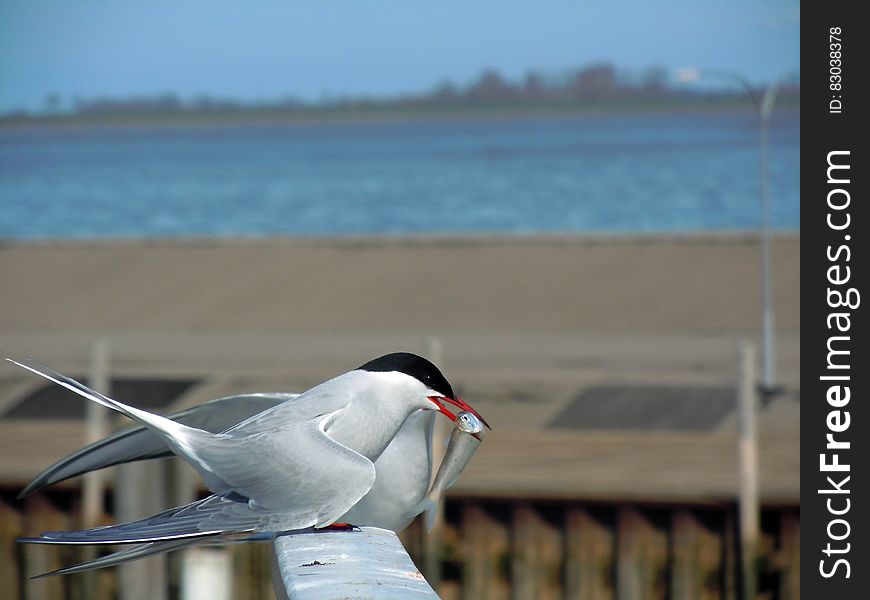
(0, 112, 799, 239)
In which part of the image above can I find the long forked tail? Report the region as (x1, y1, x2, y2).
(31, 532, 273, 578)
(6, 358, 213, 467)
(33, 538, 199, 578)
(18, 493, 261, 546)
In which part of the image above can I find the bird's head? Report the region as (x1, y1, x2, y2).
(357, 352, 491, 430)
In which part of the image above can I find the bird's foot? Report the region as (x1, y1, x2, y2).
(318, 523, 358, 532)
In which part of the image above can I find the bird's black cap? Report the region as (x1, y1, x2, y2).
(357, 352, 455, 399)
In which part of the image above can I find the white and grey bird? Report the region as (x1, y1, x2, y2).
(9, 352, 490, 575)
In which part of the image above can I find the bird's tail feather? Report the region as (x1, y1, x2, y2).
(18, 494, 259, 546)
(31, 532, 273, 578)
(32, 539, 198, 578)
(6, 358, 213, 463)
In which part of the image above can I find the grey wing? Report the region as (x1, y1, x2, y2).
(198, 409, 377, 528)
(21, 413, 378, 541)
(19, 393, 295, 498)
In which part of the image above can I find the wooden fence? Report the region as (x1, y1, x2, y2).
(400, 500, 799, 600)
(1, 492, 798, 600)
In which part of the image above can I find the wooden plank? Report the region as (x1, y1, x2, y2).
(778, 511, 800, 600)
(65, 494, 115, 600)
(616, 508, 643, 600)
(437, 508, 461, 600)
(22, 494, 70, 600)
(671, 510, 699, 600)
(671, 510, 723, 600)
(615, 507, 667, 600)
(756, 512, 779, 599)
(0, 499, 23, 600)
(461, 502, 509, 600)
(116, 461, 168, 600)
(511, 503, 536, 600)
(511, 503, 562, 600)
(722, 511, 738, 600)
(696, 513, 724, 600)
(536, 507, 563, 600)
(565, 507, 614, 600)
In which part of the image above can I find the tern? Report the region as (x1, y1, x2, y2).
(9, 352, 489, 575)
(19, 393, 436, 533)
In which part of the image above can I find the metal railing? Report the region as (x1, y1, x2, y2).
(271, 527, 439, 599)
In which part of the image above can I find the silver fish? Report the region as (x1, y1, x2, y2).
(415, 411, 485, 530)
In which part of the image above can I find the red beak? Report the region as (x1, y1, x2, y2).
(427, 395, 492, 430)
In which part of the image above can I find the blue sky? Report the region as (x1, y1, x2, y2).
(0, 1, 799, 113)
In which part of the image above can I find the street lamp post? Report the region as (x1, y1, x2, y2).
(677, 68, 796, 398)
(755, 74, 791, 399)
(677, 68, 796, 600)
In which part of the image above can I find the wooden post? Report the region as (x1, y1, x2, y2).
(565, 507, 614, 600)
(116, 461, 169, 600)
(737, 341, 759, 600)
(511, 503, 562, 600)
(616, 507, 667, 600)
(722, 510, 738, 600)
(698, 513, 725, 600)
(616, 507, 643, 600)
(538, 508, 563, 600)
(80, 339, 111, 599)
(461, 502, 509, 600)
(778, 511, 800, 600)
(0, 499, 23, 600)
(23, 495, 69, 600)
(172, 460, 201, 597)
(422, 335, 446, 588)
(83, 338, 110, 527)
(671, 510, 723, 600)
(181, 547, 233, 600)
(511, 503, 536, 600)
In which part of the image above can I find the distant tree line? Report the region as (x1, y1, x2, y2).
(20, 62, 800, 119)
(426, 63, 672, 105)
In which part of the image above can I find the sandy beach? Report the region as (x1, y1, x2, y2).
(0, 232, 799, 335)
(1, 232, 800, 390)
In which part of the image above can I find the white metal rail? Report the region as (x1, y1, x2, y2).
(272, 527, 439, 600)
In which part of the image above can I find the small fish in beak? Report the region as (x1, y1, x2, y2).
(414, 410, 486, 530)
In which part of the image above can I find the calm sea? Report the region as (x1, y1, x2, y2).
(0, 112, 799, 239)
